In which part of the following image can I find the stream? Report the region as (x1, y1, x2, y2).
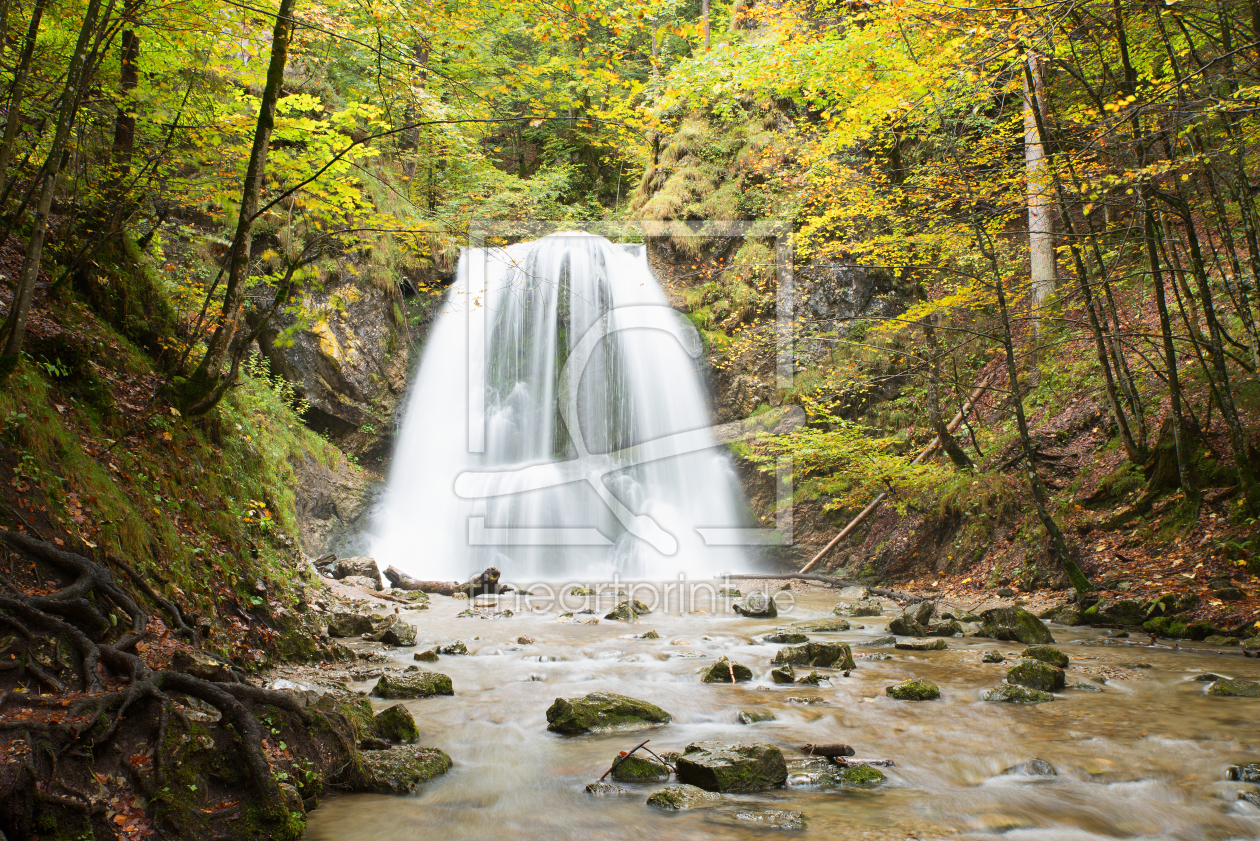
(303, 585, 1260, 840)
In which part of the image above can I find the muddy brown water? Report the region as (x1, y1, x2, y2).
(303, 586, 1260, 840)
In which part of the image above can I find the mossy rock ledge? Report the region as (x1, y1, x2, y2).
(646, 784, 723, 810)
(772, 641, 855, 670)
(545, 693, 672, 734)
(674, 741, 789, 792)
(791, 618, 851, 633)
(605, 600, 653, 620)
(837, 763, 885, 785)
(978, 608, 1054, 645)
(845, 599, 884, 617)
(886, 678, 940, 701)
(359, 746, 453, 794)
(371, 671, 453, 699)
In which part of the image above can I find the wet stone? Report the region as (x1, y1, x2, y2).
(983, 684, 1053, 703)
(371, 671, 453, 699)
(675, 741, 789, 792)
(895, 639, 947, 651)
(791, 618, 850, 633)
(861, 636, 896, 647)
(1242, 637, 1260, 652)
(733, 593, 778, 619)
(374, 704, 419, 742)
(786, 696, 827, 705)
(516, 635, 535, 645)
(796, 671, 830, 686)
(836, 763, 885, 785)
(720, 808, 805, 830)
(413, 650, 439, 663)
(611, 754, 670, 783)
(585, 782, 626, 796)
(1020, 645, 1068, 668)
(847, 599, 884, 618)
(772, 641, 855, 670)
(545, 692, 672, 734)
(764, 629, 809, 644)
(1208, 678, 1260, 697)
(926, 620, 964, 637)
(1227, 763, 1260, 783)
(737, 709, 776, 724)
(646, 784, 722, 810)
(1003, 759, 1057, 776)
(359, 746, 452, 794)
(1006, 659, 1065, 692)
(771, 665, 796, 684)
(904, 602, 934, 626)
(982, 650, 1005, 663)
(637, 630, 660, 639)
(886, 678, 940, 701)
(702, 658, 753, 683)
(1067, 681, 1103, 692)
(979, 608, 1054, 645)
(888, 616, 925, 637)
(605, 600, 653, 621)
(436, 641, 468, 655)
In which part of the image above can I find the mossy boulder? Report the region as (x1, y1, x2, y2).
(366, 615, 416, 646)
(772, 641, 855, 670)
(791, 618, 850, 633)
(763, 629, 809, 644)
(374, 704, 419, 742)
(796, 670, 829, 685)
(1242, 637, 1260, 652)
(610, 754, 670, 783)
(982, 650, 1005, 663)
(605, 600, 652, 620)
(737, 709, 776, 724)
(371, 671, 453, 699)
(675, 741, 788, 792)
(1092, 598, 1146, 626)
(979, 608, 1054, 644)
(1006, 660, 1065, 692)
(733, 592, 778, 618)
(1051, 605, 1086, 626)
(886, 678, 940, 700)
(413, 650, 439, 662)
(646, 784, 722, 810)
(837, 763, 885, 785)
(545, 693, 672, 734)
(888, 615, 925, 637)
(770, 665, 796, 684)
(327, 611, 383, 638)
(702, 659, 753, 683)
(847, 599, 884, 617)
(1208, 678, 1260, 697)
(1020, 645, 1068, 668)
(983, 684, 1054, 703)
(894, 639, 947, 651)
(358, 746, 452, 794)
(436, 641, 468, 655)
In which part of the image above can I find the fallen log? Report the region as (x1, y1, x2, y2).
(383, 566, 460, 595)
(725, 573, 924, 603)
(831, 757, 896, 767)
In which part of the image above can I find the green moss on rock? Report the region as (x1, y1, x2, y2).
(886, 678, 940, 700)
(610, 754, 670, 782)
(374, 704, 419, 742)
(545, 692, 672, 734)
(837, 763, 885, 785)
(1006, 660, 1065, 692)
(1208, 678, 1260, 697)
(791, 618, 850, 632)
(772, 641, 855, 669)
(982, 684, 1054, 703)
(979, 608, 1054, 644)
(359, 746, 452, 794)
(1020, 645, 1068, 668)
(371, 671, 453, 699)
(675, 741, 788, 792)
(646, 784, 722, 810)
(702, 658, 753, 683)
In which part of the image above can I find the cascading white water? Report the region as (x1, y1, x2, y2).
(369, 232, 755, 582)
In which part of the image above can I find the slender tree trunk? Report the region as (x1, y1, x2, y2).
(107, 0, 141, 232)
(1024, 49, 1055, 337)
(188, 0, 298, 400)
(0, 0, 111, 359)
(923, 316, 973, 470)
(702, 0, 710, 49)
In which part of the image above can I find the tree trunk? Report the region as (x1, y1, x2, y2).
(1024, 49, 1055, 337)
(702, 0, 710, 49)
(187, 0, 298, 401)
(922, 316, 973, 470)
(0, 0, 50, 193)
(107, 0, 141, 232)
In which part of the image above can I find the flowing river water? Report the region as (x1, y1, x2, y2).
(303, 585, 1260, 840)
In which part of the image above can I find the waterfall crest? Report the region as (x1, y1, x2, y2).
(369, 233, 753, 581)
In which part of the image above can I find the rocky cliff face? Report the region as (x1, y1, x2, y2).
(253, 275, 440, 465)
(292, 453, 374, 557)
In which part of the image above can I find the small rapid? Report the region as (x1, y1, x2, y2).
(303, 586, 1260, 840)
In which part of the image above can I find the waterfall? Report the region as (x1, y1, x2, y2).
(368, 233, 754, 582)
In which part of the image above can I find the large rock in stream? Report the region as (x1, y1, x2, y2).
(978, 608, 1054, 644)
(1208, 678, 1260, 697)
(732, 592, 778, 618)
(374, 704, 419, 742)
(674, 742, 788, 792)
(772, 641, 855, 670)
(646, 784, 723, 810)
(371, 671, 453, 699)
(610, 754, 670, 782)
(545, 693, 672, 734)
(1006, 659, 1065, 692)
(886, 678, 940, 700)
(359, 745, 452, 794)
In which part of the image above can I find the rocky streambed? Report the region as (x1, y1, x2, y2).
(286, 583, 1260, 840)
